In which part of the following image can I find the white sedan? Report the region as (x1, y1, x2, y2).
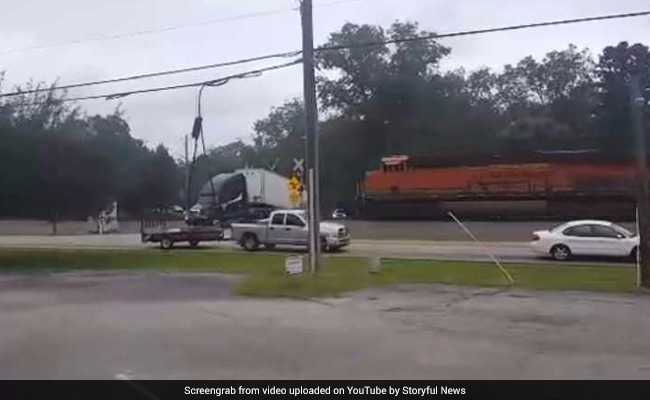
(530, 220, 638, 261)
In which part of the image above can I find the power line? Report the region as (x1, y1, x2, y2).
(2, 9, 648, 100)
(0, 7, 289, 56)
(318, 10, 650, 52)
(0, 0, 365, 56)
(0, 50, 302, 98)
(0, 0, 363, 98)
(15, 59, 302, 106)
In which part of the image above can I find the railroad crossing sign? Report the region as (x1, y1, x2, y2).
(293, 158, 305, 175)
(291, 158, 305, 207)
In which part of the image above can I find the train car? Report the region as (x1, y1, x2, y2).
(358, 152, 638, 220)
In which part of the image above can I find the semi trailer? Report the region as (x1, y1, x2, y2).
(187, 168, 302, 225)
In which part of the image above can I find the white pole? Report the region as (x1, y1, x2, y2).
(308, 168, 317, 274)
(448, 211, 514, 284)
(637, 207, 641, 288)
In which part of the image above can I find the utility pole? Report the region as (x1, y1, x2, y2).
(184, 134, 190, 211)
(300, 0, 321, 273)
(632, 75, 650, 288)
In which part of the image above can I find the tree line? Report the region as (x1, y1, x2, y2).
(0, 81, 181, 219)
(1, 21, 649, 218)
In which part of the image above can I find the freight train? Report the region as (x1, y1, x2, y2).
(358, 151, 638, 220)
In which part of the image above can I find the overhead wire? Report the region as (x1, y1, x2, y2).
(13, 58, 302, 106)
(1, 9, 648, 100)
(0, 7, 289, 56)
(0, 50, 302, 99)
(0, 0, 366, 56)
(318, 10, 650, 52)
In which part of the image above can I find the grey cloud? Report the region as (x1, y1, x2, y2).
(1, 0, 648, 154)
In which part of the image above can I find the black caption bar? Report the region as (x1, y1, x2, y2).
(2, 381, 650, 400)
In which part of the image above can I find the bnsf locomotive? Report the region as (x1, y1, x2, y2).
(358, 151, 638, 220)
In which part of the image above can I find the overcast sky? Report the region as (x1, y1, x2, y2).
(1, 0, 648, 158)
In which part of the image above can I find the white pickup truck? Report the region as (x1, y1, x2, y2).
(230, 209, 351, 252)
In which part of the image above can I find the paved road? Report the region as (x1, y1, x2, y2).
(1, 271, 649, 379)
(0, 219, 637, 241)
(0, 233, 546, 263)
(0, 233, 633, 265)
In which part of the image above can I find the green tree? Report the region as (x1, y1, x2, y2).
(495, 45, 598, 150)
(135, 144, 181, 209)
(596, 41, 650, 158)
(252, 99, 305, 176)
(0, 79, 184, 219)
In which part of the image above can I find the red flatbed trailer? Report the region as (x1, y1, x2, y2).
(140, 214, 224, 249)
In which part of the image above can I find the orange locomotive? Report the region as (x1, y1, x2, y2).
(358, 153, 637, 219)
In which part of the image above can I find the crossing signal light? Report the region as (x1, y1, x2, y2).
(289, 175, 302, 190)
(191, 116, 203, 139)
(289, 174, 303, 207)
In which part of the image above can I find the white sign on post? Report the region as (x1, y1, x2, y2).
(293, 158, 305, 174)
(285, 255, 304, 275)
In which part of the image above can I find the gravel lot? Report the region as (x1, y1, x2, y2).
(1, 271, 649, 379)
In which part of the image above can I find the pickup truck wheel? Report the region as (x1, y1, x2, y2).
(320, 238, 331, 253)
(242, 234, 259, 251)
(189, 240, 199, 248)
(160, 237, 174, 250)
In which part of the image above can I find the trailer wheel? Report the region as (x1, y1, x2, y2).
(160, 237, 174, 250)
(189, 240, 200, 248)
(242, 234, 259, 251)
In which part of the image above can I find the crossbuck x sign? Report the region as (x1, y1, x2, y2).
(293, 158, 305, 174)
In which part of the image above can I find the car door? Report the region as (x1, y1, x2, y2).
(591, 225, 629, 256)
(269, 213, 289, 244)
(561, 224, 594, 255)
(284, 214, 308, 245)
